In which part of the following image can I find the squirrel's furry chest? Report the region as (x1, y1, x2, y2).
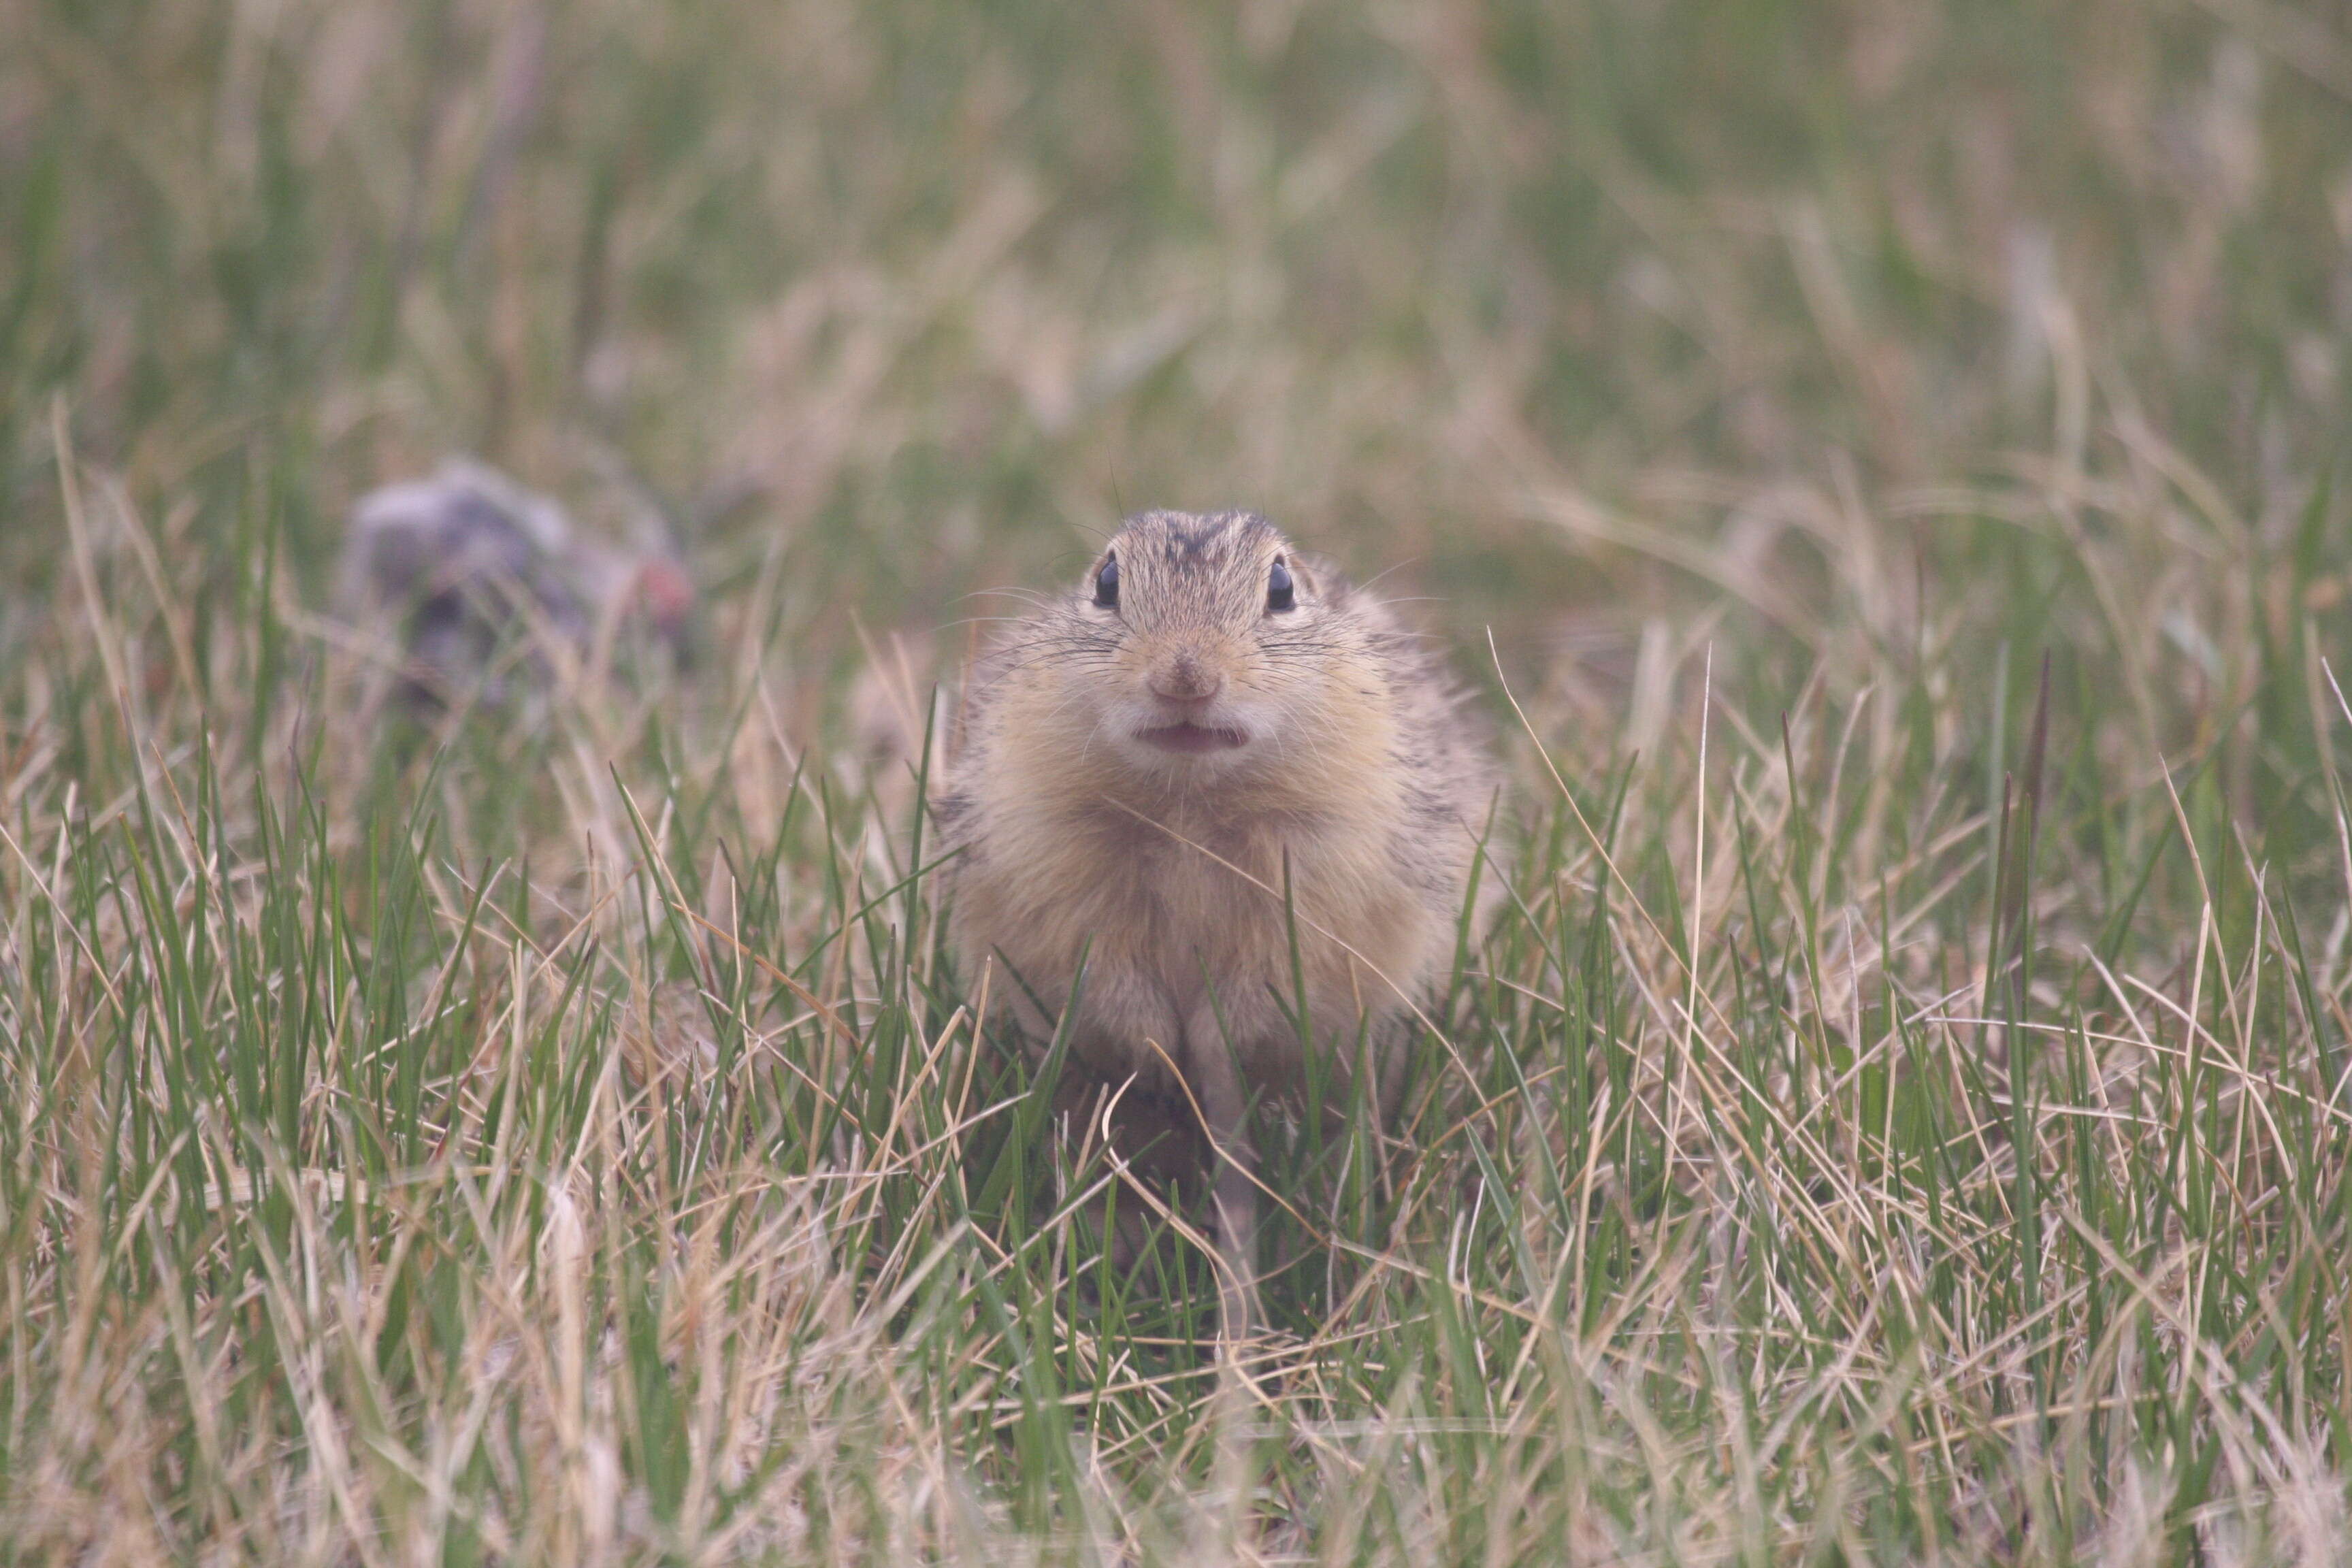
(947, 789, 1430, 1020)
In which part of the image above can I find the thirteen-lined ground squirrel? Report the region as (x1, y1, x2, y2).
(935, 510, 1501, 1309)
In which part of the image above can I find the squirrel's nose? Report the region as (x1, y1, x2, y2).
(1148, 653, 1222, 705)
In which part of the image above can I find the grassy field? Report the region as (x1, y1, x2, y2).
(6, 0, 2352, 1560)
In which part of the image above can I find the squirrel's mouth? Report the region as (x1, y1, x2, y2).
(1135, 721, 1250, 755)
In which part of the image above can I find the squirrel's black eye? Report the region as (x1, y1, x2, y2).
(1094, 554, 1120, 609)
(1266, 557, 1295, 612)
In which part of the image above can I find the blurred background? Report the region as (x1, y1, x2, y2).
(3, 0, 2349, 789)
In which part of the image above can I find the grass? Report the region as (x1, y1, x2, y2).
(5, 0, 2352, 1559)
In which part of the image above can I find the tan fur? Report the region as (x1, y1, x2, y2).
(935, 510, 1500, 1286)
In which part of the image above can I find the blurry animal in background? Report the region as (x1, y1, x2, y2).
(340, 457, 694, 711)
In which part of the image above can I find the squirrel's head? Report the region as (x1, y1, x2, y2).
(1030, 509, 1388, 779)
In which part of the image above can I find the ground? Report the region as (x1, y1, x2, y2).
(2, 1, 2351, 1561)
